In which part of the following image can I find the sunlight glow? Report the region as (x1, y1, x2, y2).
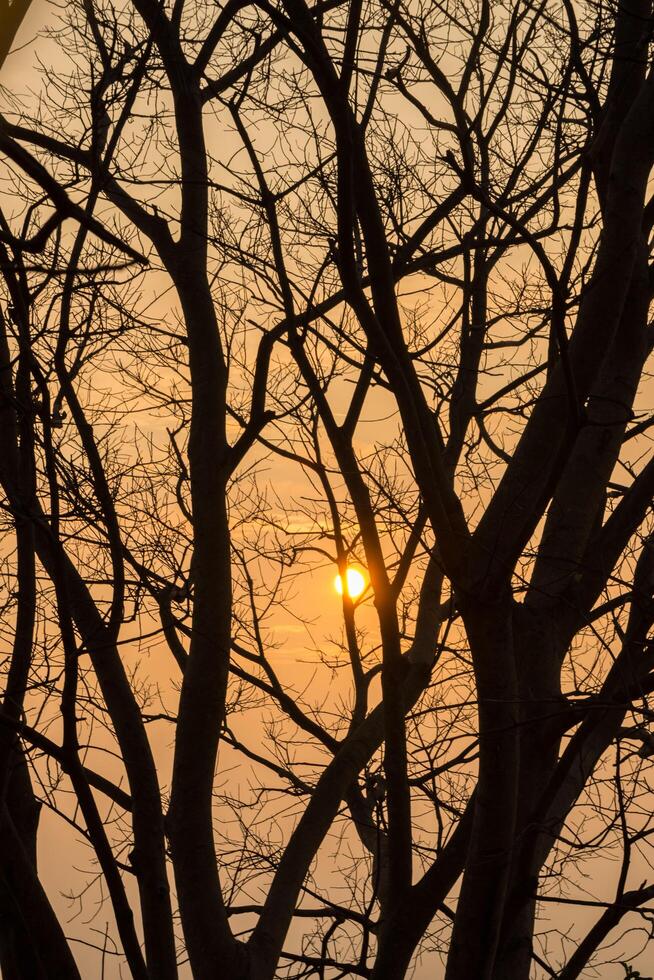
(334, 567, 366, 599)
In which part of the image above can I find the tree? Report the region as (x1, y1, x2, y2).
(0, 0, 654, 977)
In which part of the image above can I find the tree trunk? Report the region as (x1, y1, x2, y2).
(445, 591, 518, 980)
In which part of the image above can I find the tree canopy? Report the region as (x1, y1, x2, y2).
(0, 1, 653, 977)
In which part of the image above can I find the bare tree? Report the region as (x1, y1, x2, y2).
(0, 0, 654, 978)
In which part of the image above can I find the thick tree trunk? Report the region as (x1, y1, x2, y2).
(0, 801, 80, 979)
(445, 591, 519, 980)
(370, 797, 474, 980)
(491, 610, 564, 979)
(0, 752, 45, 980)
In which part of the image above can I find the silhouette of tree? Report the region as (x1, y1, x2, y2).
(1, 0, 654, 978)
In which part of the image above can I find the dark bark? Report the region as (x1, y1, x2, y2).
(0, 0, 34, 73)
(0, 807, 81, 979)
(371, 796, 474, 980)
(444, 592, 519, 980)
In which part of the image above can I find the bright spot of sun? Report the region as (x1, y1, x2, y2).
(334, 567, 366, 599)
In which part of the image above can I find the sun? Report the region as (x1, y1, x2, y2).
(334, 567, 366, 599)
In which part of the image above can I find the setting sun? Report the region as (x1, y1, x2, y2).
(334, 567, 366, 599)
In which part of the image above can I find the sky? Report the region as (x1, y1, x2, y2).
(2, 3, 654, 978)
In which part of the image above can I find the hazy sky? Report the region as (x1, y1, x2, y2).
(2, 4, 653, 978)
